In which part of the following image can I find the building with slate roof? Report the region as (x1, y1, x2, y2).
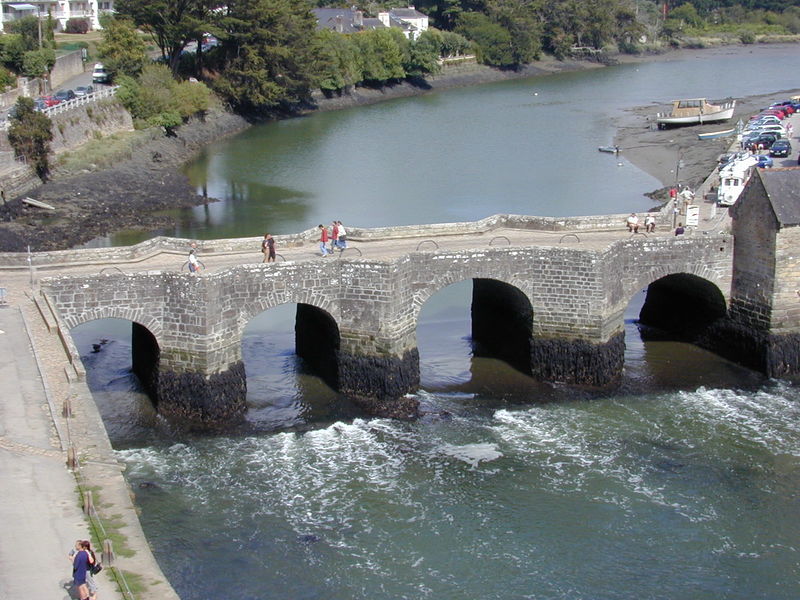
(378, 6, 429, 40)
(313, 6, 428, 40)
(312, 8, 386, 34)
(725, 167, 800, 376)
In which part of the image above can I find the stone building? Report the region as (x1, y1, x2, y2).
(725, 166, 800, 376)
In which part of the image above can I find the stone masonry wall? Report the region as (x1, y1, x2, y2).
(729, 176, 778, 331)
(771, 225, 800, 334)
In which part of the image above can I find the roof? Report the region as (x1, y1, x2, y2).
(755, 167, 800, 226)
(391, 7, 427, 19)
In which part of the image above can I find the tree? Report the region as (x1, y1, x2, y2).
(212, 0, 321, 114)
(353, 29, 407, 84)
(97, 18, 148, 80)
(4, 15, 54, 51)
(21, 48, 55, 78)
(314, 29, 361, 92)
(114, 0, 214, 76)
(8, 97, 53, 180)
(0, 34, 27, 72)
(456, 12, 516, 67)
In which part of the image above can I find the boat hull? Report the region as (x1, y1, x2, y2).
(698, 128, 735, 140)
(657, 101, 736, 126)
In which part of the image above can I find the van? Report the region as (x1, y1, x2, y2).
(92, 63, 109, 84)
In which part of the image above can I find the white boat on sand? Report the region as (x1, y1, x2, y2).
(656, 98, 736, 128)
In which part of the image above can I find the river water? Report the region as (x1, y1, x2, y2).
(73, 45, 800, 599)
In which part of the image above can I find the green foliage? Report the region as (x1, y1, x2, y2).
(116, 64, 212, 131)
(21, 48, 55, 77)
(4, 16, 55, 51)
(354, 29, 407, 83)
(404, 31, 442, 77)
(314, 29, 361, 92)
(0, 67, 15, 90)
(0, 35, 26, 72)
(173, 80, 212, 118)
(211, 0, 321, 114)
(7, 96, 54, 180)
(65, 18, 90, 34)
(115, 0, 213, 75)
(740, 29, 757, 43)
(97, 18, 148, 80)
(456, 12, 516, 67)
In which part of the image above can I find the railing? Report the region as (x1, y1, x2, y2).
(0, 86, 118, 130)
(40, 85, 119, 117)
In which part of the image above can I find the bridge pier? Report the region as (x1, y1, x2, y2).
(336, 331, 420, 419)
(149, 344, 247, 427)
(529, 331, 625, 386)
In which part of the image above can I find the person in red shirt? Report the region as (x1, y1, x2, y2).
(331, 221, 339, 253)
(318, 224, 330, 256)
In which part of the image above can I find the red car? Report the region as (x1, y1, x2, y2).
(761, 109, 786, 119)
(39, 95, 60, 107)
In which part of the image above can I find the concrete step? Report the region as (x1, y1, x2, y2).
(33, 292, 58, 333)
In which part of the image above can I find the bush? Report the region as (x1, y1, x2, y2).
(21, 48, 56, 78)
(0, 67, 15, 90)
(65, 18, 90, 34)
(8, 96, 53, 180)
(740, 30, 756, 43)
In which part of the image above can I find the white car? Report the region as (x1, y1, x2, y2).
(92, 63, 109, 84)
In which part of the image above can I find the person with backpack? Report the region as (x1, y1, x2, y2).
(69, 540, 101, 600)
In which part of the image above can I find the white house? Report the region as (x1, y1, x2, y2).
(0, 0, 113, 33)
(377, 6, 428, 40)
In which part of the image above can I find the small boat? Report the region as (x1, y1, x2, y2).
(698, 128, 735, 140)
(656, 98, 736, 128)
(598, 145, 620, 154)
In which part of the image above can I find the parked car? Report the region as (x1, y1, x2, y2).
(32, 97, 46, 110)
(770, 102, 795, 114)
(74, 85, 94, 97)
(54, 89, 76, 102)
(40, 95, 60, 107)
(92, 63, 109, 83)
(760, 109, 786, 119)
(770, 139, 792, 157)
(755, 155, 773, 168)
(747, 133, 778, 150)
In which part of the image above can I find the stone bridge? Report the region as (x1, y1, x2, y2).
(22, 213, 742, 425)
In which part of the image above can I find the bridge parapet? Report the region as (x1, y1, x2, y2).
(0, 212, 677, 268)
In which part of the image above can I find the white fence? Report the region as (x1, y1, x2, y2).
(0, 85, 119, 130)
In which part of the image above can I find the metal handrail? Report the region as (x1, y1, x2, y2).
(415, 240, 439, 251)
(488, 236, 510, 246)
(559, 233, 581, 243)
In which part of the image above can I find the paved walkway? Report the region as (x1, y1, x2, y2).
(0, 306, 124, 599)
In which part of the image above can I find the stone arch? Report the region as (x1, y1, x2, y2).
(239, 295, 341, 391)
(636, 272, 728, 342)
(63, 305, 164, 345)
(237, 290, 338, 342)
(68, 313, 162, 406)
(414, 274, 535, 377)
(623, 262, 729, 310)
(411, 271, 534, 325)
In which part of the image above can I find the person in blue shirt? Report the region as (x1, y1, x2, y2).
(72, 540, 91, 600)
